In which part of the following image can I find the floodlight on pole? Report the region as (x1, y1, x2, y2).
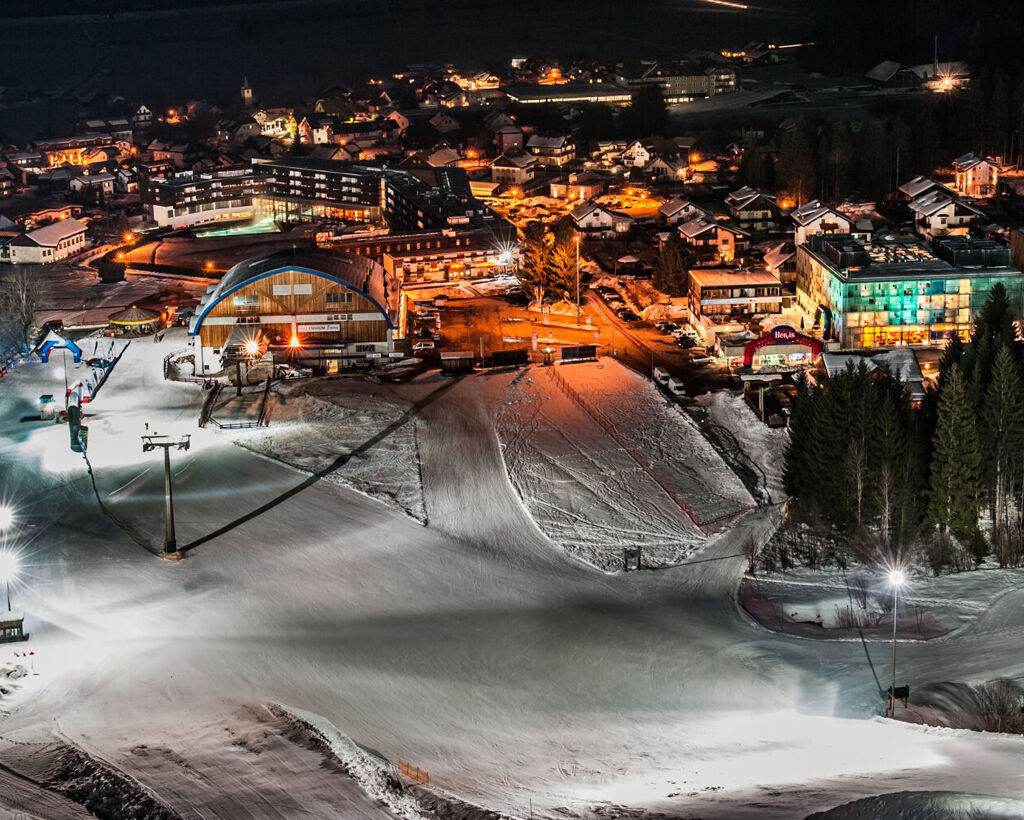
(0, 505, 13, 533)
(887, 568, 906, 716)
(0, 550, 19, 611)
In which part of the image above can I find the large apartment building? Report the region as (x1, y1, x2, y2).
(141, 167, 256, 229)
(796, 233, 1024, 348)
(141, 158, 498, 232)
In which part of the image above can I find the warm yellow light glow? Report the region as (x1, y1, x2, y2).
(123, 232, 134, 243)
(205, 260, 215, 270)
(289, 334, 301, 348)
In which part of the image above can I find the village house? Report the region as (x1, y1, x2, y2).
(790, 199, 853, 245)
(570, 200, 632, 239)
(549, 170, 606, 201)
(526, 134, 575, 167)
(724, 186, 782, 232)
(764, 240, 798, 285)
(688, 268, 783, 324)
(6, 217, 88, 265)
(953, 153, 1000, 198)
(491, 153, 538, 186)
(898, 175, 955, 203)
(678, 216, 749, 264)
(658, 198, 710, 226)
(909, 191, 985, 240)
(642, 155, 689, 181)
(69, 171, 116, 203)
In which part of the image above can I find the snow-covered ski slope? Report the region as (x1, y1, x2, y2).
(0, 332, 1023, 819)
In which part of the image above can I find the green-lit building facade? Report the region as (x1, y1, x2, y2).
(796, 235, 1024, 348)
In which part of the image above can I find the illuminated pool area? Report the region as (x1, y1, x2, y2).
(195, 216, 280, 238)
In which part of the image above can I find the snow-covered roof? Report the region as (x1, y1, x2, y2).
(899, 175, 955, 200)
(570, 200, 603, 221)
(764, 241, 796, 269)
(725, 186, 774, 211)
(678, 217, 715, 238)
(953, 153, 996, 171)
(865, 60, 903, 83)
(18, 217, 87, 247)
(821, 349, 925, 398)
(527, 134, 569, 150)
(658, 197, 690, 218)
(492, 153, 536, 169)
(791, 200, 847, 227)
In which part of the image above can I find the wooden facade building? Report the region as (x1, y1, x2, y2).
(189, 249, 397, 374)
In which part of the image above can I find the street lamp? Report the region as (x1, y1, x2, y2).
(575, 233, 581, 326)
(887, 568, 906, 716)
(0, 550, 19, 612)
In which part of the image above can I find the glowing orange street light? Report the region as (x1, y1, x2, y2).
(289, 333, 301, 348)
(116, 252, 126, 261)
(205, 260, 215, 271)
(123, 232, 134, 243)
(690, 153, 701, 163)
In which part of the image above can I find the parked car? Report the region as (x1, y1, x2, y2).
(617, 309, 639, 322)
(676, 336, 696, 349)
(690, 356, 715, 367)
(667, 376, 686, 396)
(412, 341, 436, 353)
(655, 321, 678, 333)
(653, 366, 670, 385)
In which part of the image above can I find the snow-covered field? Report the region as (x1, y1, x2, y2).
(493, 361, 753, 570)
(1, 330, 1024, 819)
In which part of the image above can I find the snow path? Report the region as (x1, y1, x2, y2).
(0, 332, 1023, 818)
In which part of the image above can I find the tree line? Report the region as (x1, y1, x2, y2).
(783, 285, 1024, 573)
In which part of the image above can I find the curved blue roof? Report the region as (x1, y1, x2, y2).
(189, 248, 394, 334)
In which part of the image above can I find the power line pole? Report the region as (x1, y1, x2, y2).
(142, 434, 191, 556)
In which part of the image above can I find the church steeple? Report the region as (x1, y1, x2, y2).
(241, 77, 254, 108)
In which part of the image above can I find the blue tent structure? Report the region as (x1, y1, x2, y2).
(37, 330, 83, 363)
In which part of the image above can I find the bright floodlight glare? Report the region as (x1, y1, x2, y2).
(244, 340, 260, 356)
(888, 569, 906, 587)
(0, 550, 18, 581)
(0, 505, 13, 532)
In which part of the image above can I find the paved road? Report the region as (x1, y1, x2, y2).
(438, 292, 738, 394)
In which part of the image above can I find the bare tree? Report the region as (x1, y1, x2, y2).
(0, 267, 48, 350)
(743, 532, 761, 575)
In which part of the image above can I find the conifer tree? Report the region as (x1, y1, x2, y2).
(928, 365, 984, 560)
(983, 345, 1024, 547)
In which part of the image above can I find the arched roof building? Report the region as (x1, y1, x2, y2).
(188, 248, 397, 375)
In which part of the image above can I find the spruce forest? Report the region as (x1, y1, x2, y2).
(782, 284, 1024, 573)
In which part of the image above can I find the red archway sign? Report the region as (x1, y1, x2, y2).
(743, 325, 822, 368)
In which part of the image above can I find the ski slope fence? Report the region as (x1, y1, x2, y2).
(548, 364, 754, 535)
(398, 760, 430, 786)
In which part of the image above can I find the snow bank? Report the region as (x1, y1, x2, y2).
(693, 390, 789, 504)
(277, 704, 427, 820)
(808, 790, 1024, 819)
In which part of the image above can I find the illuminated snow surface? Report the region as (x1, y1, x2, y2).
(0, 329, 1023, 818)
